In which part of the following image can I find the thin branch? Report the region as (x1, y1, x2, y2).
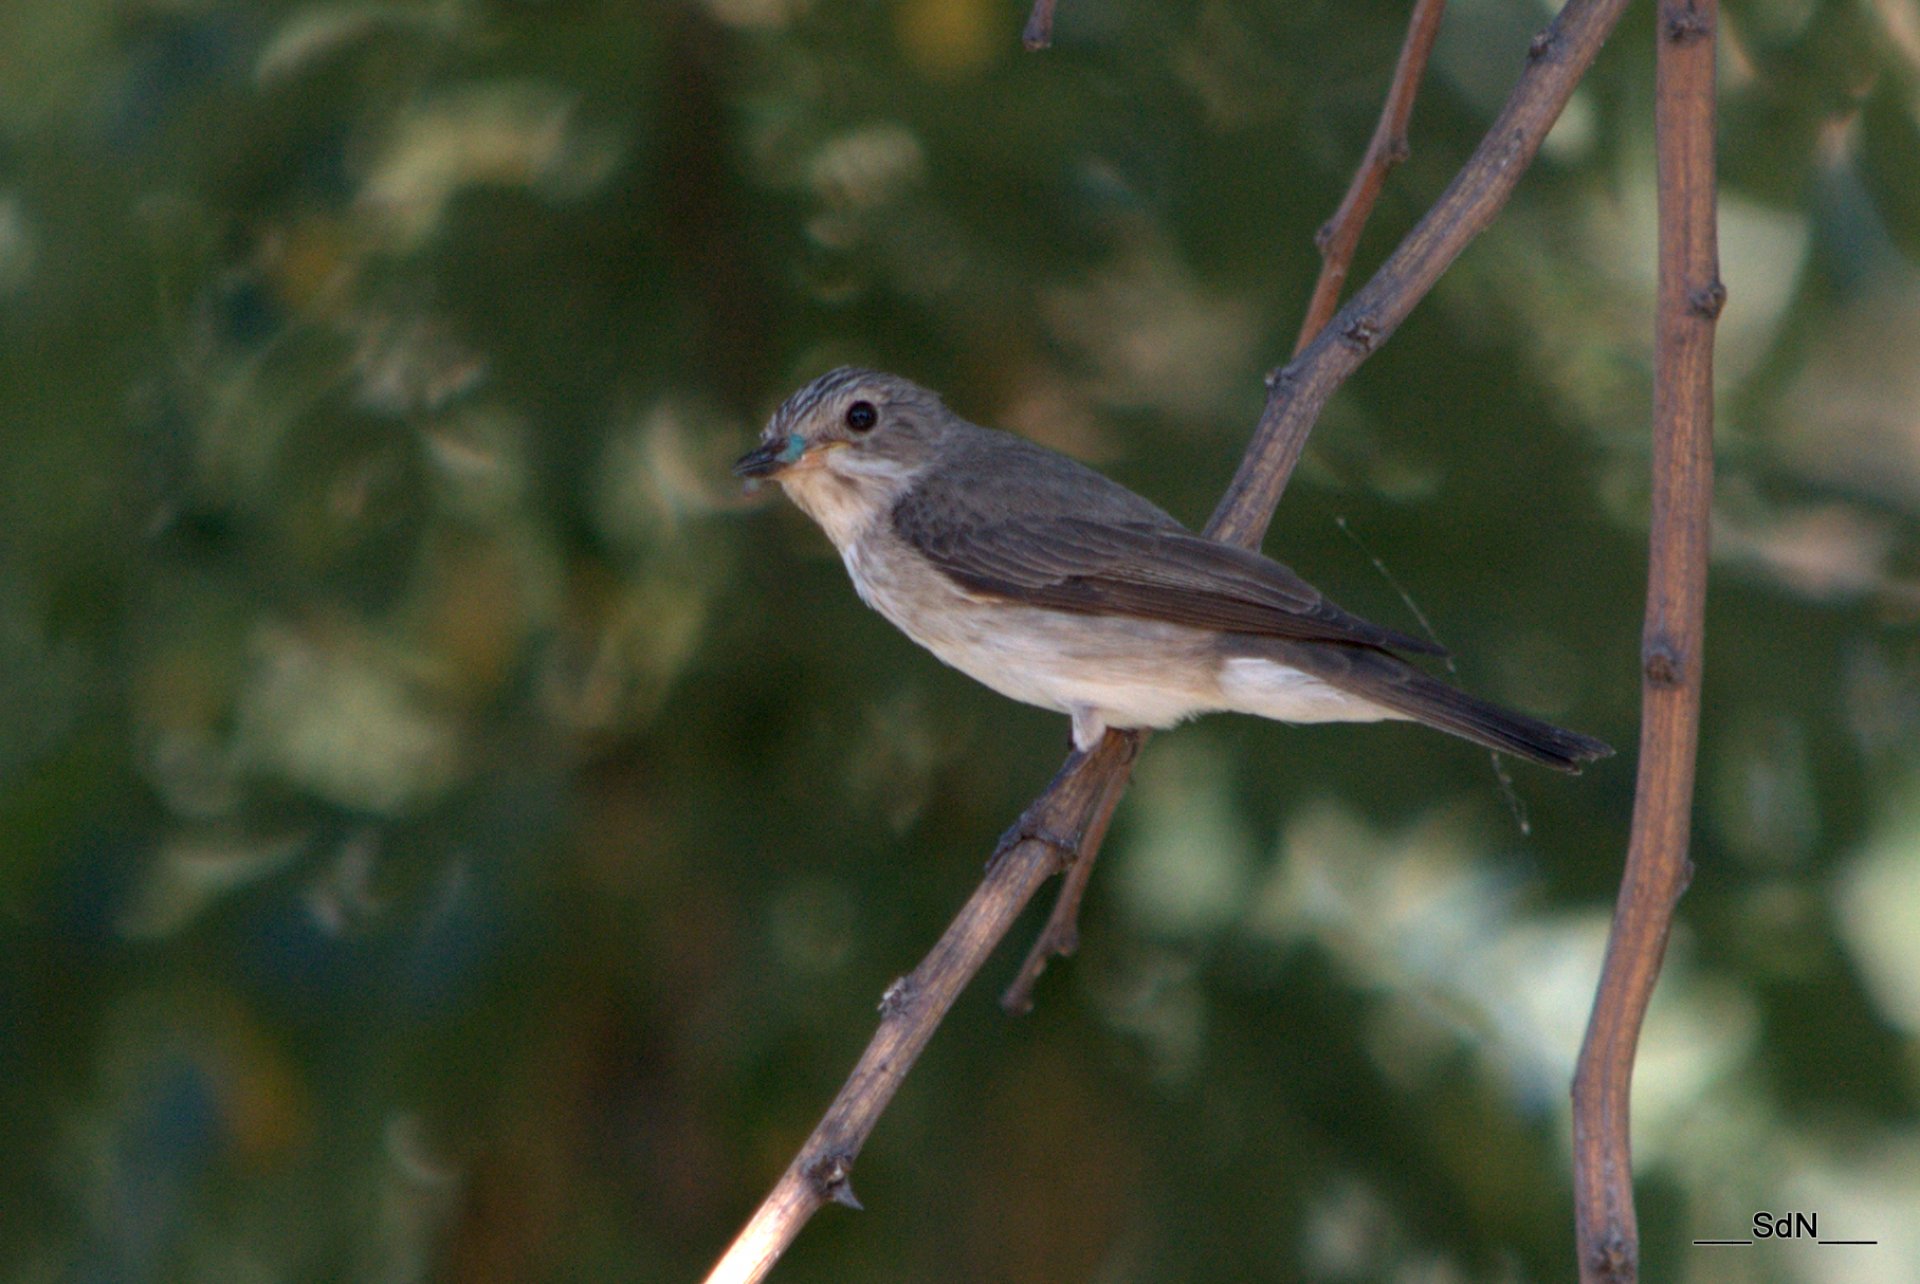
(1295, 0, 1449, 354)
(1003, 0, 1450, 1015)
(1571, 3, 1719, 1281)
(703, 735, 1135, 1284)
(1023, 0, 1059, 51)
(1209, 0, 1632, 546)
(706, 3, 1632, 1279)
(1000, 730, 1135, 1013)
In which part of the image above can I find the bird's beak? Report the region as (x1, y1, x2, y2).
(733, 434, 807, 479)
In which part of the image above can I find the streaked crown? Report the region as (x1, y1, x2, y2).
(735, 366, 952, 484)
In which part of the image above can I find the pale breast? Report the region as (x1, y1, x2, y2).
(841, 527, 1226, 729)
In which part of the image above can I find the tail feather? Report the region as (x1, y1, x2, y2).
(1248, 640, 1614, 773)
(1366, 667, 1613, 772)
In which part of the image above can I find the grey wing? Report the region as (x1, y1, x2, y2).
(892, 457, 1446, 657)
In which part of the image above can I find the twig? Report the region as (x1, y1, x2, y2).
(1000, 731, 1135, 1013)
(1208, 0, 1633, 547)
(706, 3, 1632, 1280)
(1571, 3, 1719, 1281)
(1295, 0, 1449, 355)
(1023, 0, 1059, 51)
(1003, 0, 1450, 1015)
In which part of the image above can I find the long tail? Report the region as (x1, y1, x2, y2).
(1249, 640, 1614, 773)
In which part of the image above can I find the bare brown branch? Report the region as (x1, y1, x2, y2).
(1002, 0, 1453, 1015)
(703, 734, 1135, 1284)
(1000, 730, 1136, 1013)
(1571, 3, 1719, 1281)
(1294, 0, 1449, 354)
(1210, 0, 1634, 545)
(706, 2, 1634, 1279)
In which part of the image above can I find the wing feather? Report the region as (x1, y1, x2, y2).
(892, 470, 1445, 656)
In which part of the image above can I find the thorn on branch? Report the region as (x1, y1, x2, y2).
(1643, 637, 1685, 686)
(1687, 280, 1727, 319)
(806, 1153, 863, 1210)
(1663, 6, 1711, 42)
(878, 976, 917, 1018)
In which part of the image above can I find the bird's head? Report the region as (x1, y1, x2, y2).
(735, 367, 951, 543)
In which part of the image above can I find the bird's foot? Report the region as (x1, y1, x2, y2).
(986, 746, 1091, 871)
(988, 806, 1081, 870)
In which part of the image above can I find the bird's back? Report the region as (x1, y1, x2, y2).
(913, 422, 1187, 530)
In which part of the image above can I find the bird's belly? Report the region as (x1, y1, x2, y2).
(918, 612, 1223, 729)
(844, 541, 1221, 729)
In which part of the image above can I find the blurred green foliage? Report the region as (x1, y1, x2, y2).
(4, 0, 1920, 1280)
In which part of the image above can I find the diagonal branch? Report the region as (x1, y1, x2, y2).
(1571, 3, 1719, 1281)
(1209, 0, 1632, 547)
(703, 734, 1136, 1284)
(1001, 0, 1448, 1017)
(705, 3, 1632, 1280)
(1295, 0, 1449, 354)
(1000, 732, 1135, 1012)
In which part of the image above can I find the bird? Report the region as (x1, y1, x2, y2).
(735, 367, 1612, 773)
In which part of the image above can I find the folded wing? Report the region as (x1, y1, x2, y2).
(893, 489, 1446, 657)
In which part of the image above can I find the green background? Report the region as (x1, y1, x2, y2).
(3, 0, 1918, 1280)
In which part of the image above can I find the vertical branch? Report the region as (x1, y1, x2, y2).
(1571, 3, 1719, 1282)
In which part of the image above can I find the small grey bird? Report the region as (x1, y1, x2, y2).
(736, 367, 1611, 772)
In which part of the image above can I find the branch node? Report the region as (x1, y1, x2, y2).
(1263, 363, 1297, 391)
(806, 1153, 863, 1210)
(1687, 280, 1727, 319)
(1663, 6, 1711, 42)
(1503, 127, 1530, 166)
(1642, 637, 1686, 687)
(1528, 29, 1557, 61)
(1340, 311, 1382, 351)
(1587, 1228, 1636, 1283)
(1313, 219, 1337, 253)
(878, 975, 917, 1018)
(1385, 134, 1412, 166)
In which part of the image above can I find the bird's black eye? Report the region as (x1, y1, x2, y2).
(845, 400, 878, 433)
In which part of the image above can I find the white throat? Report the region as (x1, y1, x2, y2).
(778, 449, 918, 550)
